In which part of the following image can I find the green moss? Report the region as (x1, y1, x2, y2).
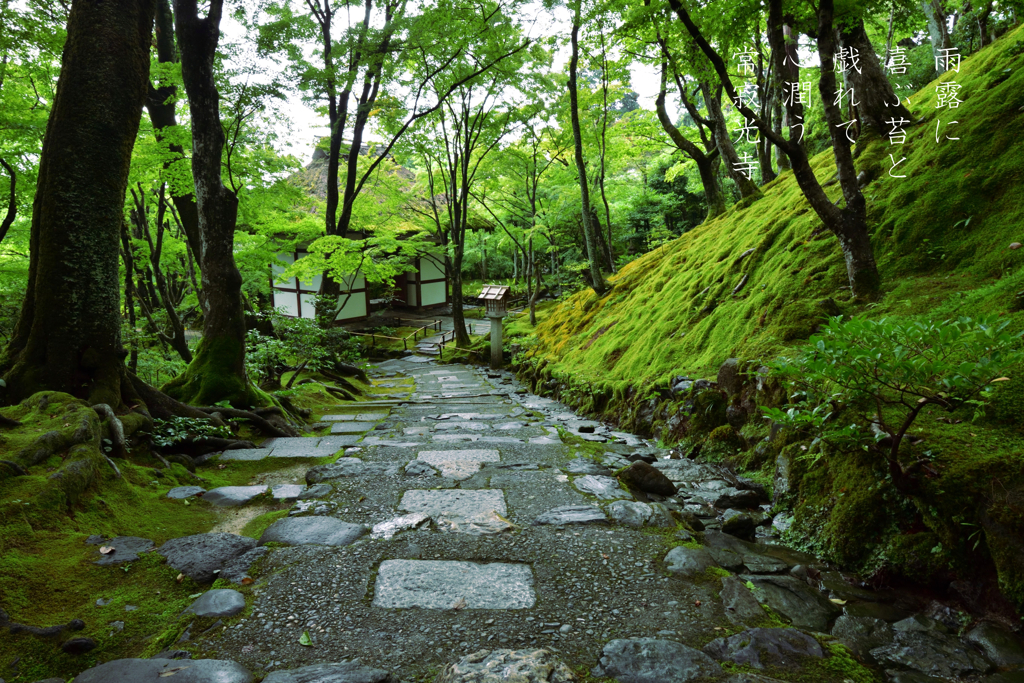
(702, 425, 744, 462)
(689, 389, 728, 434)
(162, 334, 259, 408)
(240, 508, 289, 539)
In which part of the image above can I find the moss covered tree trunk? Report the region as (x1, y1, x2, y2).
(0, 0, 156, 407)
(837, 18, 912, 139)
(165, 0, 255, 407)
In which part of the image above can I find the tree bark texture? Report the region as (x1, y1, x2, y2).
(568, 6, 606, 295)
(0, 157, 15, 243)
(1, 0, 156, 406)
(837, 18, 912, 138)
(168, 0, 254, 406)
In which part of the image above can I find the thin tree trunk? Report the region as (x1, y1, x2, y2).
(884, 5, 896, 70)
(146, 0, 202, 264)
(569, 4, 606, 295)
(598, 31, 615, 273)
(120, 222, 139, 374)
(702, 83, 761, 199)
(923, 0, 952, 58)
(0, 157, 14, 243)
(837, 18, 913, 138)
(1, 0, 156, 406)
(168, 0, 253, 406)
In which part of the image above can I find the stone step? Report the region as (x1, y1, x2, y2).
(373, 560, 536, 609)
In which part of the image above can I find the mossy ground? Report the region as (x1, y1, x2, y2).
(0, 380, 368, 681)
(509, 28, 1024, 612)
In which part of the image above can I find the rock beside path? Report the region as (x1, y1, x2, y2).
(258, 517, 366, 547)
(964, 621, 1024, 668)
(219, 547, 269, 585)
(435, 649, 576, 683)
(262, 661, 397, 682)
(573, 475, 630, 500)
(739, 574, 841, 632)
(617, 461, 677, 496)
(606, 500, 652, 527)
(532, 505, 607, 526)
(870, 629, 994, 679)
(184, 589, 246, 618)
(158, 533, 257, 583)
(167, 486, 206, 499)
(594, 638, 723, 683)
(71, 658, 252, 682)
(92, 536, 154, 566)
(664, 546, 718, 578)
(703, 628, 823, 670)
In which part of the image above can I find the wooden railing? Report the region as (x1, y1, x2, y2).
(349, 319, 442, 351)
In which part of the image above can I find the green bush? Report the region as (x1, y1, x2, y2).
(764, 316, 1022, 493)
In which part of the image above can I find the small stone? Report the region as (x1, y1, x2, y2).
(596, 638, 723, 683)
(167, 486, 206, 499)
(184, 589, 246, 618)
(93, 536, 154, 566)
(664, 546, 718, 578)
(703, 628, 823, 669)
(434, 649, 574, 683)
(607, 500, 652, 528)
(61, 637, 97, 655)
(157, 533, 257, 583)
(617, 461, 677, 496)
(1010, 242, 1022, 250)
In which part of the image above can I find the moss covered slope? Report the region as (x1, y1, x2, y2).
(513, 26, 1024, 391)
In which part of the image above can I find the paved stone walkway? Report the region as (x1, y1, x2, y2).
(73, 355, 1023, 682)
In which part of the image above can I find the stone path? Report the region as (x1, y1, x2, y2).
(72, 357, 1024, 683)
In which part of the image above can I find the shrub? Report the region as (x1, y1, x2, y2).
(764, 316, 1022, 493)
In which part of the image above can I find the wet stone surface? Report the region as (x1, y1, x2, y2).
(372, 560, 536, 609)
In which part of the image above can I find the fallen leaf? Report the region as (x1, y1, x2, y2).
(830, 598, 847, 605)
(241, 577, 254, 586)
(188, 593, 202, 599)
(99, 546, 115, 555)
(991, 377, 1010, 382)
(452, 598, 467, 611)
(601, 553, 609, 559)
(176, 573, 184, 583)
(694, 600, 701, 607)
(217, 464, 227, 469)
(299, 631, 313, 646)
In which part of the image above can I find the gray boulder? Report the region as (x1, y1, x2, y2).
(71, 658, 252, 682)
(573, 475, 630, 500)
(664, 546, 718, 578)
(646, 503, 676, 528)
(964, 621, 1024, 668)
(533, 505, 608, 526)
(712, 488, 764, 509)
(703, 628, 823, 669)
(262, 661, 397, 683)
(720, 576, 768, 627)
(258, 517, 365, 547)
(93, 536, 154, 566)
(617, 461, 677, 496)
(607, 501, 652, 528)
(595, 638, 723, 683)
(739, 575, 841, 632)
(565, 458, 609, 475)
(218, 547, 269, 585)
(870, 630, 993, 679)
(184, 589, 246, 618)
(202, 486, 268, 507)
(830, 615, 894, 660)
(721, 511, 756, 541)
(167, 486, 206, 499)
(434, 649, 575, 683)
(157, 533, 257, 583)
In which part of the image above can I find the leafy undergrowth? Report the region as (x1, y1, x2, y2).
(510, 24, 1024, 393)
(0, 390, 350, 681)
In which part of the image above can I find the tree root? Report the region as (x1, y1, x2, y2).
(320, 369, 363, 395)
(325, 363, 368, 383)
(92, 403, 127, 458)
(194, 405, 295, 437)
(128, 372, 210, 420)
(0, 460, 27, 476)
(0, 414, 22, 428)
(103, 455, 122, 478)
(298, 379, 356, 402)
(173, 436, 256, 457)
(0, 608, 85, 640)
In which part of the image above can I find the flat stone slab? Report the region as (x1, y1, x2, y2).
(202, 486, 269, 507)
(373, 560, 535, 609)
(596, 638, 723, 682)
(258, 517, 365, 547)
(371, 512, 431, 540)
(331, 422, 376, 434)
(416, 449, 500, 480)
(71, 658, 253, 682)
(93, 536, 154, 566)
(271, 484, 305, 500)
(167, 486, 206, 499)
(184, 589, 246, 618)
(533, 505, 608, 526)
(263, 437, 322, 449)
(319, 435, 361, 449)
(157, 533, 257, 583)
(573, 475, 630, 500)
(400, 489, 507, 519)
(218, 449, 271, 461)
(262, 661, 395, 683)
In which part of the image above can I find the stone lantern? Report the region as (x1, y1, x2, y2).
(479, 284, 511, 369)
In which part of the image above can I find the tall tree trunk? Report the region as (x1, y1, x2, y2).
(1, 0, 156, 406)
(145, 0, 202, 266)
(167, 0, 254, 406)
(120, 222, 139, 374)
(568, 4, 606, 295)
(701, 83, 762, 199)
(923, 0, 952, 58)
(0, 157, 15, 243)
(837, 18, 912, 138)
